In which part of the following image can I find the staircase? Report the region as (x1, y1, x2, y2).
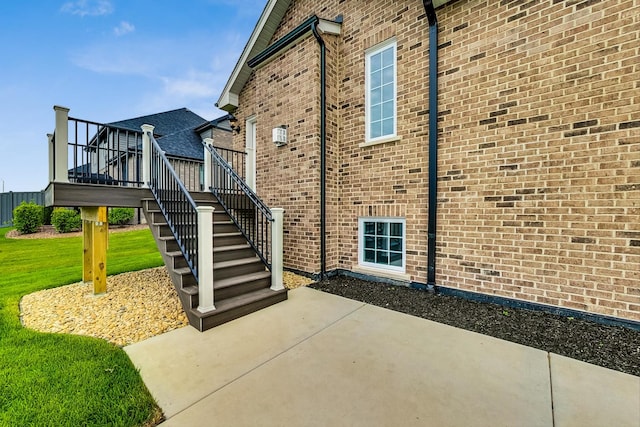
(143, 194, 287, 331)
(139, 128, 287, 331)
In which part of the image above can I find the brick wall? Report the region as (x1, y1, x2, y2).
(236, 35, 324, 273)
(234, 0, 640, 321)
(436, 0, 640, 320)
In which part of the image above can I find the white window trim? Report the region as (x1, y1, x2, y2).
(358, 217, 406, 273)
(365, 38, 397, 144)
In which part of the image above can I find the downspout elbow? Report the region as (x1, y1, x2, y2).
(423, 0, 438, 27)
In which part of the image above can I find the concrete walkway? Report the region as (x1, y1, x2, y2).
(125, 287, 640, 427)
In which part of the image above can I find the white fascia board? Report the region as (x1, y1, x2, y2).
(216, 0, 291, 112)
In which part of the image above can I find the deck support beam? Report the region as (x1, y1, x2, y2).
(81, 207, 108, 294)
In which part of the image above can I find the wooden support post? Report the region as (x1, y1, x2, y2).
(82, 218, 93, 283)
(81, 207, 109, 295)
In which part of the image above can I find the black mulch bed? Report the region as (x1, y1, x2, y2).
(310, 276, 640, 377)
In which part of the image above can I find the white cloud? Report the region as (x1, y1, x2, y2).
(69, 32, 247, 118)
(161, 73, 217, 98)
(70, 45, 152, 75)
(61, 0, 113, 17)
(114, 21, 135, 36)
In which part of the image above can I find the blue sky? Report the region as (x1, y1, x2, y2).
(0, 0, 263, 191)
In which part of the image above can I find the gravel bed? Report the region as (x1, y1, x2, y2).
(311, 276, 640, 377)
(19, 267, 313, 347)
(20, 267, 188, 346)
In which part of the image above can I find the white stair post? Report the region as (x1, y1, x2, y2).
(197, 205, 216, 313)
(271, 208, 285, 291)
(203, 138, 213, 190)
(141, 124, 155, 187)
(53, 105, 70, 183)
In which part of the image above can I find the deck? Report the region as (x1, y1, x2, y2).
(45, 182, 152, 208)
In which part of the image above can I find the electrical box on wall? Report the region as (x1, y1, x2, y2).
(272, 126, 287, 146)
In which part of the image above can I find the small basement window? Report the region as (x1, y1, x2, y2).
(359, 217, 405, 272)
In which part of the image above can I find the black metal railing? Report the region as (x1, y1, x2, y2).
(149, 132, 200, 280)
(211, 146, 247, 181)
(204, 143, 273, 269)
(66, 117, 143, 186)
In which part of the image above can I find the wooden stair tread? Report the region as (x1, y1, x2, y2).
(174, 267, 192, 276)
(213, 243, 251, 253)
(214, 231, 242, 237)
(214, 257, 263, 270)
(191, 287, 287, 318)
(181, 285, 198, 295)
(214, 270, 271, 289)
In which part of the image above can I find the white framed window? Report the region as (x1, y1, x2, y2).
(359, 217, 405, 272)
(365, 38, 397, 143)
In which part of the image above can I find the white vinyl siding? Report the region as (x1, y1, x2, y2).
(365, 39, 397, 142)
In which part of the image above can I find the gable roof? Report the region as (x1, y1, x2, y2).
(108, 108, 231, 161)
(109, 108, 208, 137)
(194, 114, 233, 133)
(156, 127, 207, 161)
(216, 0, 455, 112)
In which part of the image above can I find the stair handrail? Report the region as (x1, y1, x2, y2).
(204, 142, 274, 269)
(148, 131, 200, 280)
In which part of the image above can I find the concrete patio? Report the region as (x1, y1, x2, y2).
(125, 287, 640, 427)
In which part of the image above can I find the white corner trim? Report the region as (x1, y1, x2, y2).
(359, 135, 402, 148)
(352, 265, 412, 283)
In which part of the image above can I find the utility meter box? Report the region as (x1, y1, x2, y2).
(272, 126, 287, 146)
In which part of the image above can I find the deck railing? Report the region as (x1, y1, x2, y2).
(51, 107, 204, 191)
(204, 142, 273, 269)
(212, 146, 246, 182)
(148, 131, 200, 280)
(64, 116, 144, 186)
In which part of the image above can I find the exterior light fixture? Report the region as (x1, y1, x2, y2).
(272, 125, 287, 146)
(229, 114, 241, 134)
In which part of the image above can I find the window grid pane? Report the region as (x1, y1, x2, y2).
(368, 43, 395, 140)
(362, 219, 403, 269)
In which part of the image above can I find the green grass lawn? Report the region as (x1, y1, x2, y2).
(0, 227, 165, 426)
